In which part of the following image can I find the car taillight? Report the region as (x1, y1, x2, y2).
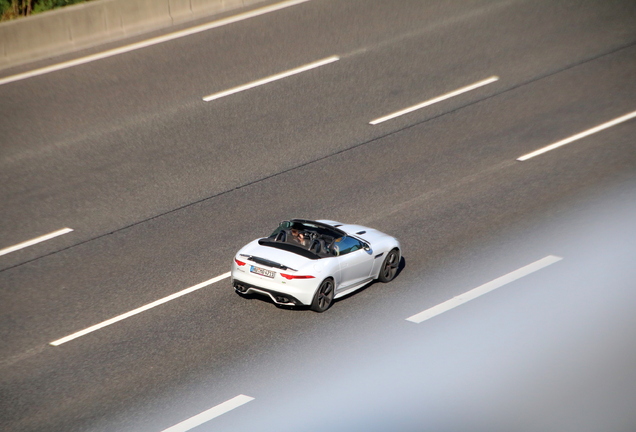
(234, 258, 246, 266)
(280, 274, 315, 280)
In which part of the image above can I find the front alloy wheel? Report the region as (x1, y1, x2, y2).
(310, 278, 335, 312)
(378, 249, 400, 282)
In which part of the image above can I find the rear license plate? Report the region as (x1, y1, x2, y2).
(250, 266, 275, 278)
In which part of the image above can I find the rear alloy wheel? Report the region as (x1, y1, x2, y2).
(378, 249, 400, 282)
(310, 278, 335, 312)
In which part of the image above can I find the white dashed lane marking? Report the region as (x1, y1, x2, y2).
(369, 76, 499, 125)
(49, 272, 231, 346)
(202, 56, 340, 101)
(406, 255, 562, 324)
(160, 395, 254, 432)
(0, 228, 73, 257)
(517, 110, 636, 161)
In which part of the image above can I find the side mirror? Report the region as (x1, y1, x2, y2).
(363, 242, 371, 251)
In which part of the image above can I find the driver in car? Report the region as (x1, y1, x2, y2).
(290, 228, 308, 246)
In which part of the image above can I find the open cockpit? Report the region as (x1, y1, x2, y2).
(263, 219, 347, 258)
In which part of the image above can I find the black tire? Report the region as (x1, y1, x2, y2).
(310, 278, 335, 312)
(378, 249, 400, 282)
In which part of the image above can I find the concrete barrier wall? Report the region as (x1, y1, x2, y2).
(0, 0, 267, 70)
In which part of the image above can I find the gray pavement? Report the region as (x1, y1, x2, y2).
(1, 0, 635, 431)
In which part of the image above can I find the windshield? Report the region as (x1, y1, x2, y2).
(331, 235, 364, 256)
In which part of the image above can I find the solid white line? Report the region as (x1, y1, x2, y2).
(0, 228, 73, 257)
(49, 272, 231, 346)
(203, 55, 340, 101)
(517, 110, 636, 161)
(406, 255, 562, 324)
(161, 395, 254, 432)
(370, 76, 499, 125)
(0, 0, 311, 86)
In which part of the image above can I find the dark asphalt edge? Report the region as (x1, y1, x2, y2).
(2, 39, 635, 274)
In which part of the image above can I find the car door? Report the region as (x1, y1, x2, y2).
(333, 236, 374, 291)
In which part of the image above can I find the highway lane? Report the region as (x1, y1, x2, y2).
(2, 158, 634, 431)
(1, 0, 636, 430)
(1, 0, 635, 269)
(1, 0, 509, 261)
(180, 193, 636, 432)
(214, 202, 636, 432)
(3, 36, 635, 357)
(3, 51, 636, 432)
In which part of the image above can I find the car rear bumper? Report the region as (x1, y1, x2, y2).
(231, 262, 318, 305)
(233, 279, 304, 306)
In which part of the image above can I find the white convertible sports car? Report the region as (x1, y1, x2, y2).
(231, 219, 401, 312)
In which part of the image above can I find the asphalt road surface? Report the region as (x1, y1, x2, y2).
(1, 1, 635, 431)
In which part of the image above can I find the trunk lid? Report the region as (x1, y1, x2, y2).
(239, 239, 313, 272)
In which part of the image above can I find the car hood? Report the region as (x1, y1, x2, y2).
(318, 221, 391, 243)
